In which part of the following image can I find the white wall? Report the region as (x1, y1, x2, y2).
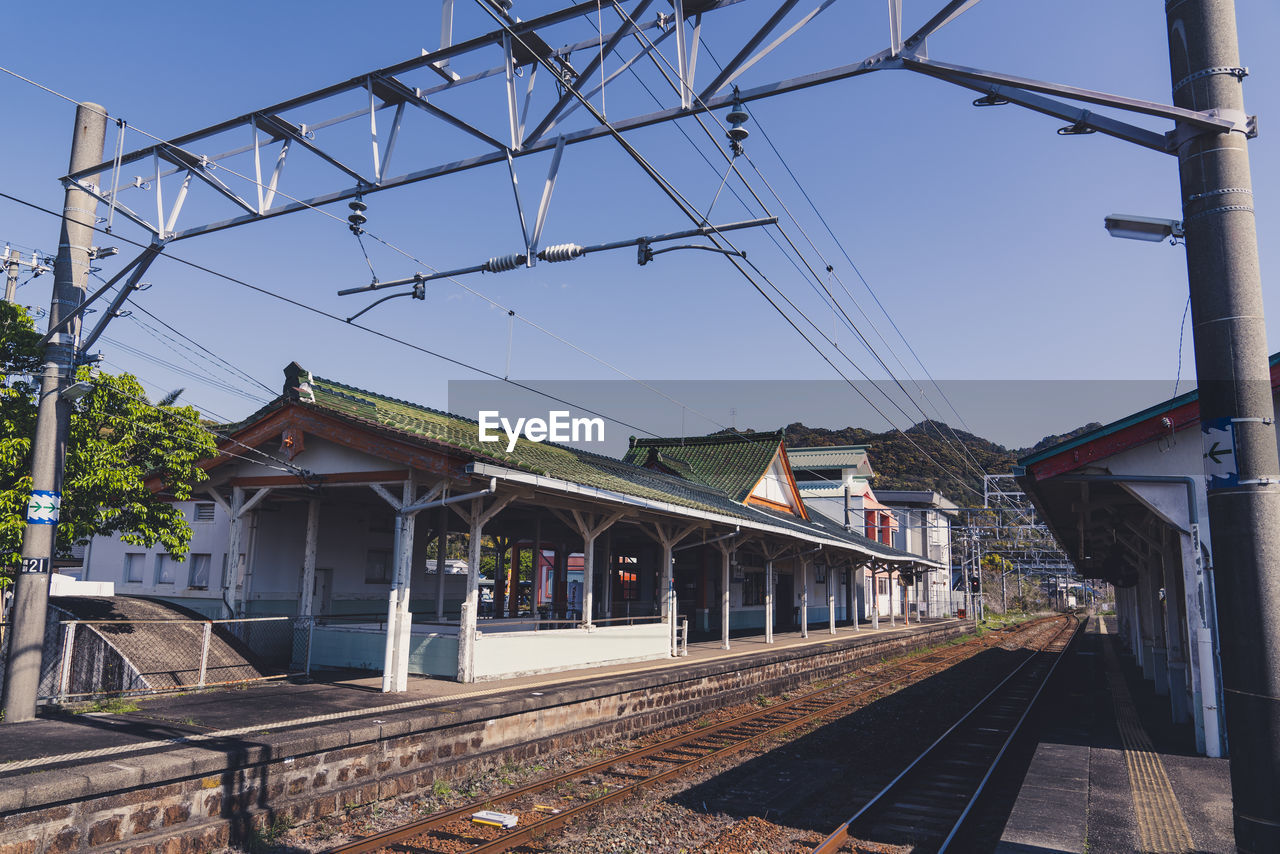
(83, 500, 230, 615)
(472, 621, 668, 680)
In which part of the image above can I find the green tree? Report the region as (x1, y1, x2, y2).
(0, 302, 217, 588)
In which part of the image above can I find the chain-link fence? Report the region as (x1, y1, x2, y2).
(0, 615, 311, 705)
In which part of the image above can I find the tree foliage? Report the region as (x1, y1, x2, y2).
(0, 302, 217, 585)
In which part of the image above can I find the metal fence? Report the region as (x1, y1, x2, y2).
(0, 616, 308, 705)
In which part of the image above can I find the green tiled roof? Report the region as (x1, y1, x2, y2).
(253, 364, 929, 563)
(290, 365, 772, 522)
(622, 432, 783, 503)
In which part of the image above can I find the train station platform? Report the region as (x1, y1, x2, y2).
(0, 617, 965, 854)
(995, 615, 1234, 854)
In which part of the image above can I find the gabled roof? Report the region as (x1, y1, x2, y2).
(209, 365, 932, 564)
(623, 431, 786, 503)
(1019, 352, 1280, 480)
(787, 445, 875, 479)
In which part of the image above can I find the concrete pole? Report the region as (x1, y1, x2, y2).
(764, 559, 774, 644)
(4, 253, 19, 304)
(1167, 4, 1280, 841)
(2, 104, 106, 723)
(299, 499, 320, 618)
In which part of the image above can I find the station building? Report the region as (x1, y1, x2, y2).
(1017, 352, 1280, 757)
(83, 363, 942, 691)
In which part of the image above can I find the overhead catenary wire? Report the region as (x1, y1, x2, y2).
(83, 268, 278, 404)
(0, 58, 793, 455)
(629, 18, 992, 487)
(736, 84, 982, 439)
(2, 42, 988, 499)
(0, 189, 666, 441)
(604, 3, 990, 484)
(603, 13, 988, 485)
(598, 6, 991, 494)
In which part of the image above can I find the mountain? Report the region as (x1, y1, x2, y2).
(779, 420, 1013, 501)
(1023, 422, 1104, 454)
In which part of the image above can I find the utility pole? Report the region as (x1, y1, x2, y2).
(1166, 3, 1280, 848)
(3, 250, 17, 304)
(1, 246, 50, 304)
(1, 103, 106, 724)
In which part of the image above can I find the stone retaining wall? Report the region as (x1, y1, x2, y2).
(0, 622, 966, 853)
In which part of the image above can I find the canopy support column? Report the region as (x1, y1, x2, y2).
(645, 521, 700, 656)
(453, 491, 516, 683)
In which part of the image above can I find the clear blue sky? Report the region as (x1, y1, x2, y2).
(1, 0, 1276, 453)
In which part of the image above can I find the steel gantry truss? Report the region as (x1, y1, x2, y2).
(58, 0, 1251, 292)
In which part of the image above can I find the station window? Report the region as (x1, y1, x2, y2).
(743, 571, 765, 606)
(124, 553, 144, 583)
(366, 549, 392, 584)
(193, 503, 215, 522)
(155, 554, 175, 584)
(878, 577, 889, 596)
(189, 554, 211, 589)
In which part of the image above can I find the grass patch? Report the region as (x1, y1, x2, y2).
(71, 697, 141, 715)
(247, 815, 293, 853)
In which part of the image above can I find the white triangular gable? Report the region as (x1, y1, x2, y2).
(750, 451, 805, 516)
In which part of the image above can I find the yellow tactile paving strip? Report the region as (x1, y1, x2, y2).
(1097, 617, 1196, 853)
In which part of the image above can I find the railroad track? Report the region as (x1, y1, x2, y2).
(811, 614, 1081, 854)
(325, 619, 1055, 854)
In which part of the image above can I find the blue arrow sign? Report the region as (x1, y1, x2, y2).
(1202, 417, 1240, 486)
(26, 490, 61, 525)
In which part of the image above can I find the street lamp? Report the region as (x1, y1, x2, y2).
(1104, 214, 1185, 244)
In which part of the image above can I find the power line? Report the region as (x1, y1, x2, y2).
(0, 189, 668, 441)
(2, 44, 987, 499)
(598, 9, 990, 494)
(1, 59, 788, 455)
(124, 298, 276, 396)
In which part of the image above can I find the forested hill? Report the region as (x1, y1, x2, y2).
(779, 421, 1012, 500)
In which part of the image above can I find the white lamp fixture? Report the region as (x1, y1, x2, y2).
(1104, 214, 1185, 243)
(59, 380, 94, 401)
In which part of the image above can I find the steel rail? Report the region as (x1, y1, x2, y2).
(810, 615, 1081, 854)
(326, 619, 1053, 854)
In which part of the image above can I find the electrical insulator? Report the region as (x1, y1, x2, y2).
(725, 93, 749, 157)
(484, 253, 525, 273)
(348, 199, 368, 234)
(538, 243, 584, 263)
